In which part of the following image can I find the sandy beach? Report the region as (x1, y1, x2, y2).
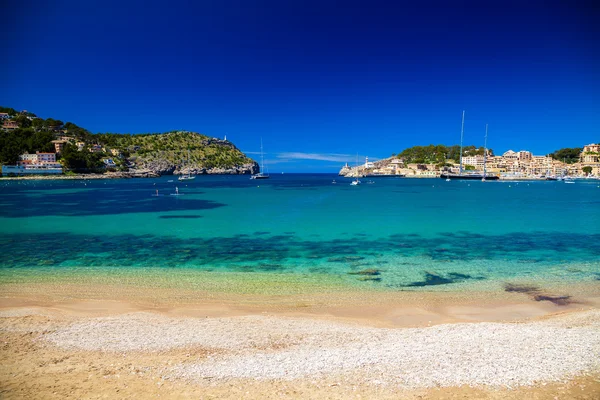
(1, 274, 599, 399)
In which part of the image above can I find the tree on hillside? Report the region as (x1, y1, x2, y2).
(446, 145, 461, 163)
(31, 118, 47, 132)
(27, 131, 55, 153)
(15, 115, 32, 128)
(0, 133, 23, 164)
(0, 107, 18, 116)
(60, 143, 104, 172)
(398, 144, 487, 164)
(45, 118, 64, 130)
(60, 143, 87, 170)
(64, 122, 93, 142)
(550, 147, 582, 164)
(582, 166, 592, 175)
(0, 128, 33, 164)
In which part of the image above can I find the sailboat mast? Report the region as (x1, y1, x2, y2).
(260, 137, 264, 174)
(483, 124, 488, 178)
(459, 110, 465, 175)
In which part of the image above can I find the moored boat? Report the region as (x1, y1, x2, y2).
(178, 150, 196, 181)
(250, 138, 270, 180)
(440, 173, 499, 180)
(439, 112, 499, 181)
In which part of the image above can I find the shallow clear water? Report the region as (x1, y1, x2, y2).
(0, 174, 598, 290)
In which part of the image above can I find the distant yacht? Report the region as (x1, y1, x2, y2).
(440, 111, 499, 181)
(178, 150, 196, 181)
(481, 124, 490, 181)
(250, 138, 270, 180)
(350, 153, 361, 185)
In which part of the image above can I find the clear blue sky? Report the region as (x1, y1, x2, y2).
(3, 0, 599, 172)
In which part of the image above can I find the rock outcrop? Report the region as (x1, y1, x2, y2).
(140, 160, 177, 176)
(175, 162, 259, 176)
(338, 163, 352, 176)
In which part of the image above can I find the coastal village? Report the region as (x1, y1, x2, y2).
(341, 145, 600, 179)
(1, 110, 133, 176)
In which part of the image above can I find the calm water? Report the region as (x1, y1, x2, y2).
(0, 174, 599, 290)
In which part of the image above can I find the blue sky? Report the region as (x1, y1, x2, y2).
(3, 0, 599, 172)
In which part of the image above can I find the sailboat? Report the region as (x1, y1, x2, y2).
(440, 111, 499, 181)
(178, 149, 196, 181)
(250, 138, 270, 180)
(350, 153, 361, 185)
(544, 157, 557, 180)
(482, 124, 488, 181)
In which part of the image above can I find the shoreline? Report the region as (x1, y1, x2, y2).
(2, 268, 599, 327)
(0, 170, 256, 180)
(0, 171, 159, 180)
(1, 281, 599, 399)
(1, 272, 599, 399)
(2, 284, 599, 328)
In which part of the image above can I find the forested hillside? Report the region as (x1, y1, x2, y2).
(0, 107, 257, 174)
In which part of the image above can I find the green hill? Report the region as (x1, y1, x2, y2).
(0, 107, 258, 175)
(94, 131, 257, 174)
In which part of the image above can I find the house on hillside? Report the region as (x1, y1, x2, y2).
(2, 120, 18, 130)
(51, 140, 68, 154)
(103, 158, 117, 168)
(580, 143, 600, 176)
(581, 144, 599, 164)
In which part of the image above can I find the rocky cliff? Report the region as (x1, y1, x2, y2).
(123, 131, 259, 176)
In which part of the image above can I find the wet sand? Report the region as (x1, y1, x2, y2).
(1, 276, 599, 399)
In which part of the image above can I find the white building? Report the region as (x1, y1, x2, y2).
(18, 152, 57, 165)
(462, 155, 485, 169)
(581, 143, 599, 163)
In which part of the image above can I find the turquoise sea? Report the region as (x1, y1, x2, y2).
(0, 174, 599, 291)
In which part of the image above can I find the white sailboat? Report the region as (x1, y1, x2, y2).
(178, 149, 196, 181)
(250, 138, 270, 180)
(482, 124, 488, 182)
(350, 153, 361, 185)
(441, 111, 498, 181)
